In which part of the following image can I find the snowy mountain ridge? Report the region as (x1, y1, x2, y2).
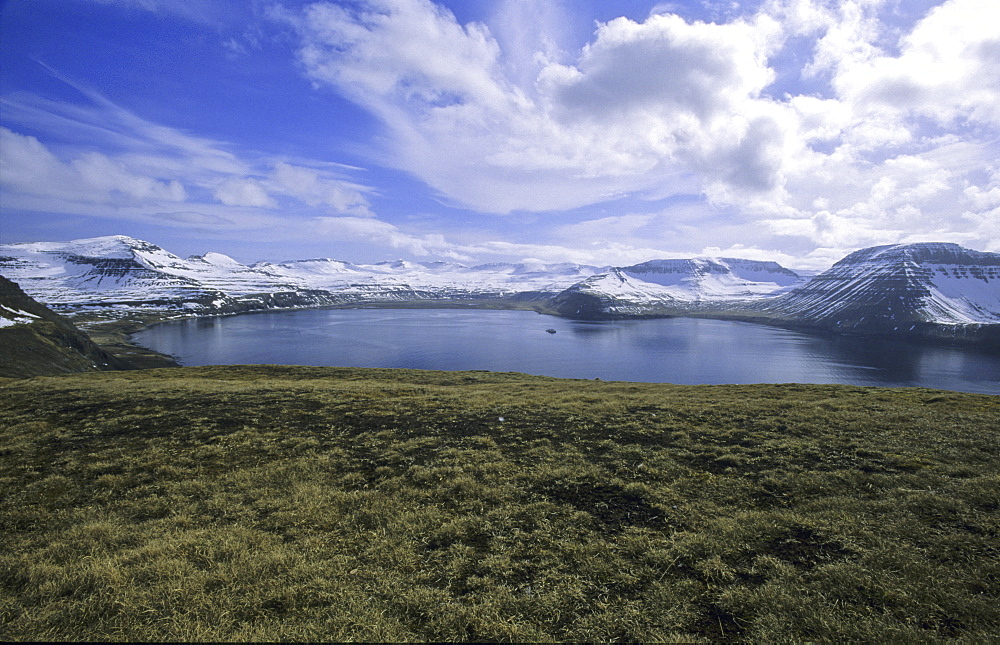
(1, 236, 997, 345)
(0, 235, 808, 315)
(759, 242, 1000, 329)
(541, 242, 1000, 347)
(545, 257, 809, 319)
(0, 235, 606, 316)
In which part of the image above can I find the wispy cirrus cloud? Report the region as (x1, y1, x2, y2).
(0, 82, 377, 232)
(0, 127, 187, 206)
(80, 0, 241, 25)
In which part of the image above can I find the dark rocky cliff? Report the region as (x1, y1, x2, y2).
(0, 275, 133, 377)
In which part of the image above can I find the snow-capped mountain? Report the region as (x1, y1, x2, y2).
(0, 235, 604, 317)
(758, 243, 1000, 331)
(546, 258, 807, 318)
(2, 236, 997, 345)
(544, 242, 1000, 345)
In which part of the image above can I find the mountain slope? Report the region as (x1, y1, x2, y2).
(0, 275, 131, 377)
(759, 243, 1000, 332)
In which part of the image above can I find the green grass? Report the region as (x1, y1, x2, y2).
(1, 366, 998, 641)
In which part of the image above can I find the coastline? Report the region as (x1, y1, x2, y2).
(70, 296, 1000, 373)
(72, 311, 185, 370)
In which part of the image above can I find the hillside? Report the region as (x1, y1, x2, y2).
(0, 275, 134, 377)
(1, 366, 997, 641)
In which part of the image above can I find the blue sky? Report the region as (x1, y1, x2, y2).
(1, 0, 997, 268)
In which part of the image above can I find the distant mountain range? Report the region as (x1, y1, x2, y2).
(1, 235, 998, 347)
(0, 235, 604, 316)
(545, 257, 807, 319)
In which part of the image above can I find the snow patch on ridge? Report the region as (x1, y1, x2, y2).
(0, 304, 41, 327)
(923, 268, 1000, 324)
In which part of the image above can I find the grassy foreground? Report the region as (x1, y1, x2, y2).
(1, 366, 998, 642)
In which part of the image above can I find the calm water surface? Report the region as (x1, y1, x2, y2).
(133, 308, 1000, 394)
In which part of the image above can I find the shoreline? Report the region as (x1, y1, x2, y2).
(73, 311, 185, 370)
(71, 303, 999, 395)
(70, 298, 1000, 373)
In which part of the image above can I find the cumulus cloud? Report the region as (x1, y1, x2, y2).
(285, 0, 999, 260)
(288, 0, 787, 212)
(541, 13, 775, 122)
(831, 0, 1000, 126)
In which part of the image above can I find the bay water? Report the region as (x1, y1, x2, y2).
(132, 308, 1000, 394)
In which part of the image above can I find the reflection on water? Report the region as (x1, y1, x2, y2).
(132, 309, 1000, 394)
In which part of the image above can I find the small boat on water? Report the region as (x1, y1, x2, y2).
(545, 328, 557, 334)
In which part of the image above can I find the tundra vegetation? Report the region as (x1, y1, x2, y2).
(1, 366, 998, 641)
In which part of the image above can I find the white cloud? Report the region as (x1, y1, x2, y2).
(296, 1, 509, 108)
(833, 0, 1000, 126)
(541, 13, 776, 122)
(0, 127, 186, 205)
(0, 88, 377, 228)
(1, 82, 246, 179)
(764, 209, 902, 249)
(0, 127, 85, 200)
(213, 177, 276, 208)
(272, 163, 374, 216)
(763, 0, 837, 36)
(314, 216, 471, 260)
(283, 0, 999, 261)
(289, 0, 786, 213)
(73, 152, 188, 202)
(801, 0, 884, 80)
(555, 214, 657, 245)
(488, 0, 569, 88)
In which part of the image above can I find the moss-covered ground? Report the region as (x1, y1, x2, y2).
(1, 366, 997, 641)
